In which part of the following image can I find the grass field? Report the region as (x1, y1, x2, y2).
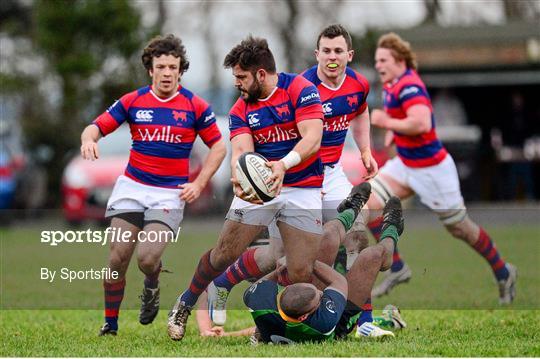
(1, 213, 539, 356)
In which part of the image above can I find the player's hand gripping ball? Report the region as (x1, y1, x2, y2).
(235, 152, 276, 202)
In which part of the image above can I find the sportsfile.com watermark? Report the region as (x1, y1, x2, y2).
(40, 227, 181, 246)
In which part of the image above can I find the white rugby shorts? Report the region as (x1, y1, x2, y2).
(105, 175, 185, 232)
(379, 155, 465, 213)
(226, 187, 323, 235)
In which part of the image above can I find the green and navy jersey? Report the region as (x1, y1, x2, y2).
(243, 279, 346, 343)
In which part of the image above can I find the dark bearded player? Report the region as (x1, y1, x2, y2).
(167, 36, 327, 341)
(207, 25, 390, 338)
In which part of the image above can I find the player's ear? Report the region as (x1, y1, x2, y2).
(256, 69, 266, 82)
(148, 69, 153, 77)
(297, 313, 309, 321)
(348, 49, 355, 62)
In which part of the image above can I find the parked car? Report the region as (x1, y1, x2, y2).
(62, 126, 130, 224)
(0, 120, 47, 212)
(0, 140, 17, 209)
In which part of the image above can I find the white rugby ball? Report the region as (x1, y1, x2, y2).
(235, 152, 276, 202)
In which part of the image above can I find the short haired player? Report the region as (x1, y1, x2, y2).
(80, 34, 226, 335)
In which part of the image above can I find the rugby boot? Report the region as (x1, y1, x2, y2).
(207, 282, 229, 326)
(139, 286, 160, 325)
(373, 304, 407, 330)
(355, 322, 394, 339)
(249, 327, 261, 346)
(372, 264, 412, 298)
(372, 197, 408, 297)
(98, 322, 117, 336)
(167, 297, 192, 341)
(337, 182, 372, 218)
(381, 196, 404, 235)
(498, 263, 517, 305)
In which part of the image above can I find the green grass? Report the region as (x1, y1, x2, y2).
(1, 309, 539, 356)
(1, 218, 539, 356)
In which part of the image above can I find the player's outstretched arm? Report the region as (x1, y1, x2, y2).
(351, 107, 378, 179)
(80, 124, 102, 161)
(180, 138, 226, 203)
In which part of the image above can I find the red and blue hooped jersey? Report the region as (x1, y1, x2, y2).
(383, 69, 447, 168)
(92, 85, 222, 188)
(229, 72, 324, 188)
(302, 66, 370, 166)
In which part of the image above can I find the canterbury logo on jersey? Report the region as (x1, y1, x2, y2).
(135, 110, 154, 122)
(254, 127, 299, 144)
(137, 126, 183, 143)
(248, 113, 260, 126)
(322, 102, 333, 115)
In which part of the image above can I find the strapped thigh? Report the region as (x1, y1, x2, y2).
(369, 176, 395, 204)
(438, 207, 468, 226)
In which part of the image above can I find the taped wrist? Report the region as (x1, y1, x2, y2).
(280, 151, 301, 170)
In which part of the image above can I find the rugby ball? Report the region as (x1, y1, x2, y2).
(235, 152, 276, 202)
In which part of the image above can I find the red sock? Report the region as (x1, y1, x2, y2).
(472, 227, 509, 281)
(180, 250, 222, 307)
(104, 278, 125, 330)
(214, 248, 263, 290)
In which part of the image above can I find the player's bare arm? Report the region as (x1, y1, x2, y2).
(267, 118, 323, 194)
(350, 107, 378, 179)
(180, 138, 227, 203)
(371, 104, 432, 135)
(80, 124, 102, 161)
(312, 260, 348, 297)
(230, 133, 262, 204)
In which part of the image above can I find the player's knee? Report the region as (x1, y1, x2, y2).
(109, 250, 131, 271)
(446, 221, 468, 240)
(288, 266, 313, 283)
(137, 254, 160, 274)
(210, 250, 237, 271)
(289, 271, 311, 284)
(347, 231, 369, 251)
(359, 246, 384, 268)
(379, 246, 392, 271)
